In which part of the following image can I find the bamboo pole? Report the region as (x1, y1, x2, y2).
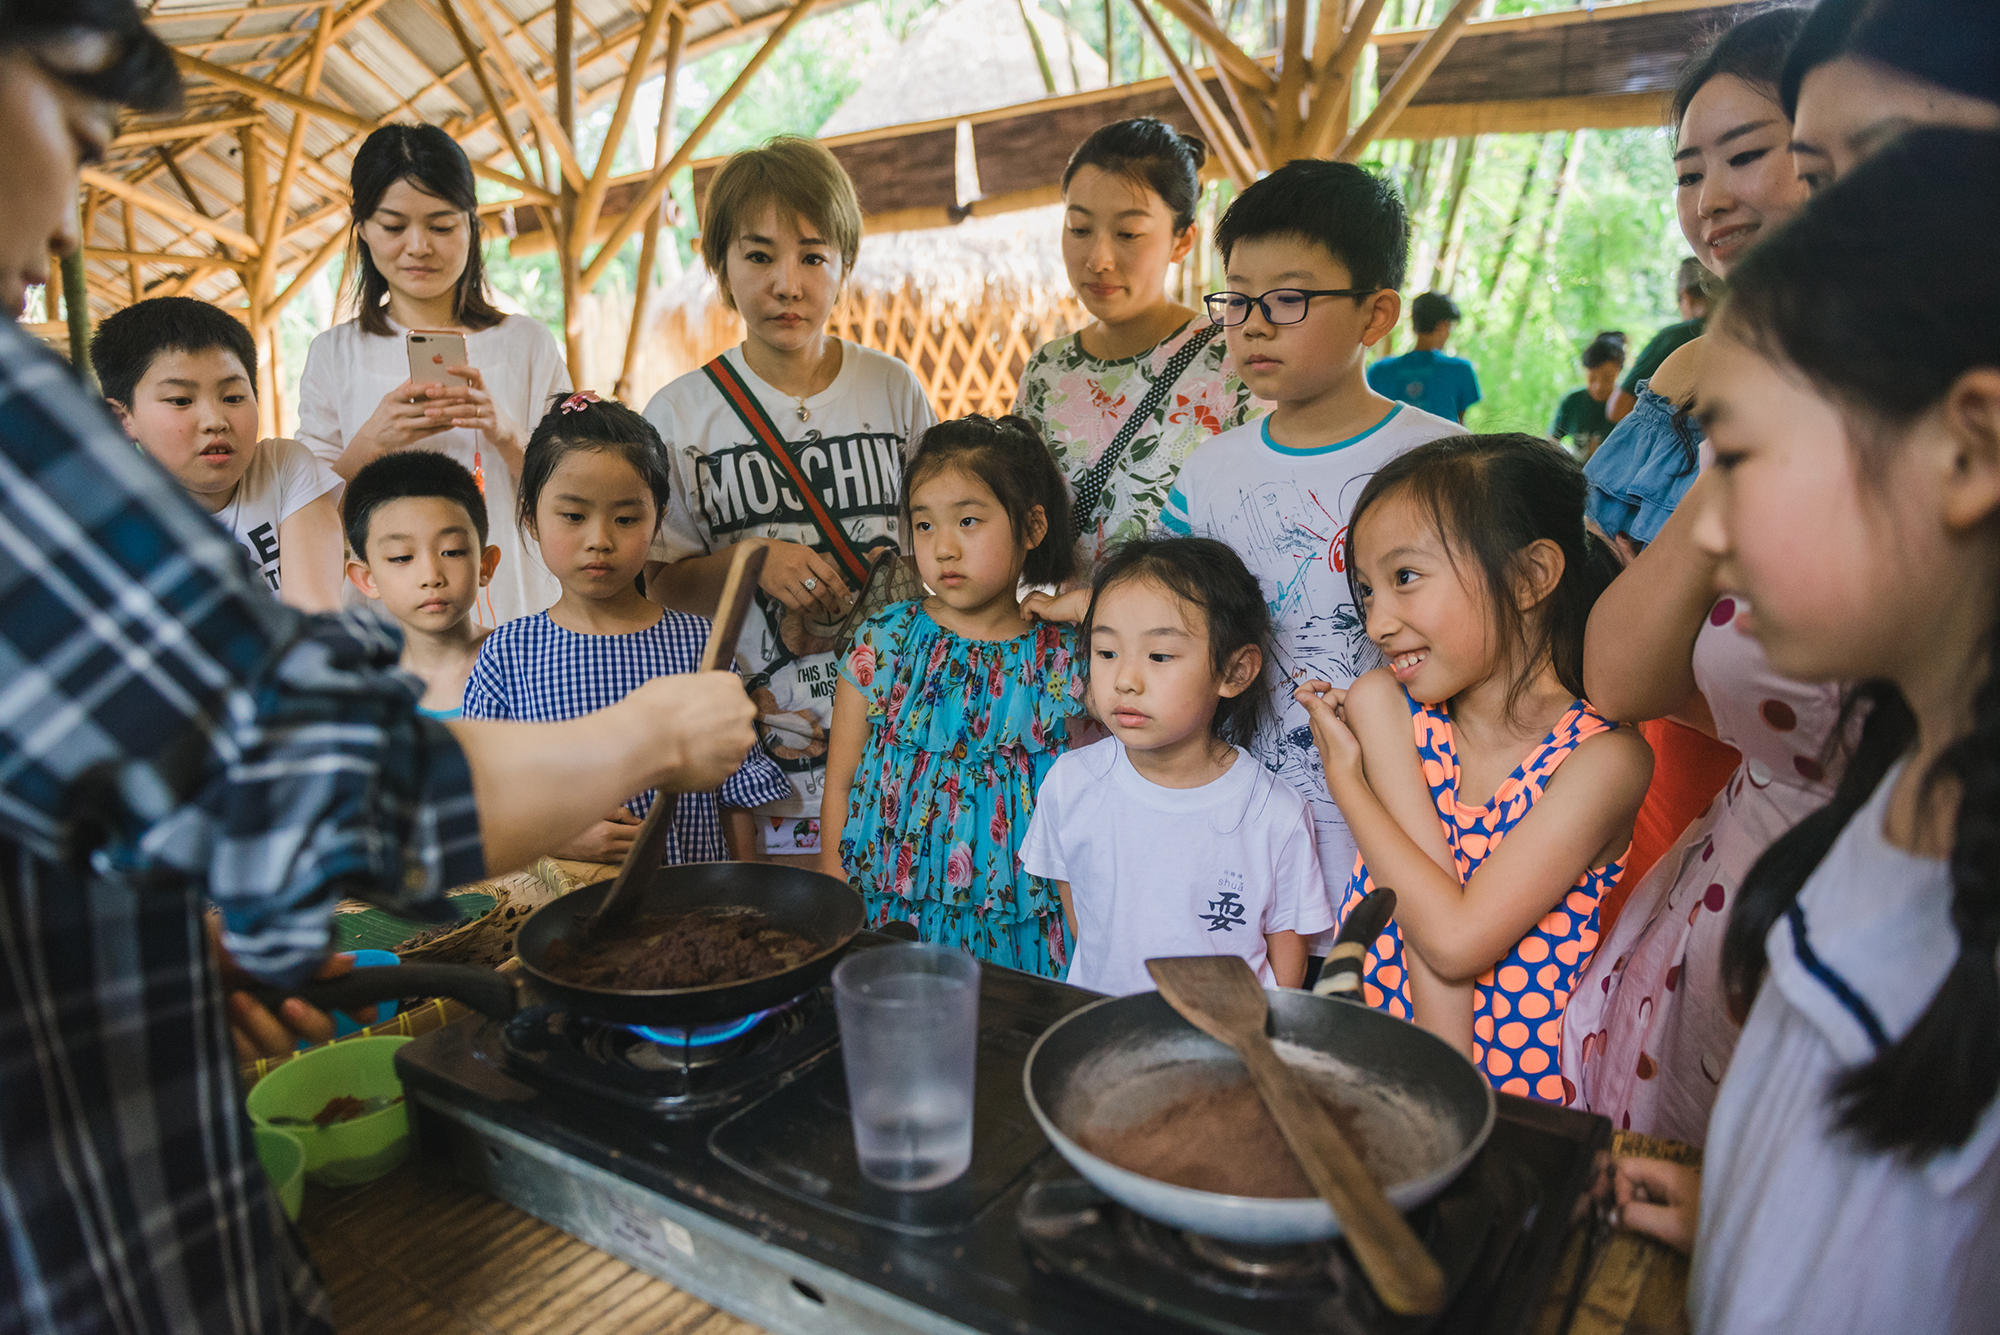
(616, 13, 685, 405)
(1148, 0, 1276, 94)
(254, 5, 335, 318)
(87, 248, 254, 273)
(1484, 134, 1546, 300)
(113, 112, 264, 150)
(1276, 0, 1309, 154)
(1214, 63, 1273, 172)
(1508, 129, 1582, 338)
(1299, 0, 1386, 159)
(82, 168, 263, 256)
(571, 0, 675, 255)
(455, 0, 586, 192)
(1333, 0, 1478, 161)
(1430, 136, 1475, 290)
(1105, 0, 1115, 85)
(555, 0, 584, 383)
(62, 240, 96, 389)
(123, 203, 143, 305)
(264, 227, 349, 323)
(437, 0, 543, 190)
(1128, 0, 1258, 187)
(579, 0, 820, 294)
(1015, 0, 1061, 94)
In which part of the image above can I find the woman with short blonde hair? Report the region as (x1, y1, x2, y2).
(645, 136, 937, 862)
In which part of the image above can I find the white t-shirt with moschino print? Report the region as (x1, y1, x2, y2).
(644, 341, 938, 816)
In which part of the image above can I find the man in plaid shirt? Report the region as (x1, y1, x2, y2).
(0, 11, 759, 1330)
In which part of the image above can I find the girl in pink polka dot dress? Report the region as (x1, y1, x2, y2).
(1296, 435, 1652, 1104)
(1562, 591, 1841, 1144)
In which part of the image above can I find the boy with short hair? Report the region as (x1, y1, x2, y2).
(1366, 291, 1482, 423)
(1161, 158, 1462, 905)
(342, 451, 501, 719)
(1551, 332, 1628, 460)
(93, 296, 344, 610)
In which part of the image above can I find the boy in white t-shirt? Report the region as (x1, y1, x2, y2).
(94, 297, 343, 611)
(342, 451, 499, 721)
(1022, 538, 1329, 995)
(1160, 160, 1461, 904)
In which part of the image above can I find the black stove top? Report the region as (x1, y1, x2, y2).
(395, 934, 1608, 1335)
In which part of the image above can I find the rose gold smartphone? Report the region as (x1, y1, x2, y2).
(406, 329, 469, 385)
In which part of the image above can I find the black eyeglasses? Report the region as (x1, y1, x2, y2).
(1203, 288, 1381, 327)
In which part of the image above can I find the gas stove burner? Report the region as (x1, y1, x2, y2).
(1119, 1208, 1349, 1301)
(491, 987, 840, 1117)
(1179, 1229, 1345, 1290)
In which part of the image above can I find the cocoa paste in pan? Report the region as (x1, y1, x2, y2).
(541, 908, 814, 990)
(1075, 1078, 1376, 1199)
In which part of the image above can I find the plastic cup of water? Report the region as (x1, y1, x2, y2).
(832, 944, 980, 1191)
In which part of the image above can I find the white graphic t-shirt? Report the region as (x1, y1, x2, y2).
(1021, 737, 1331, 996)
(220, 435, 339, 595)
(1161, 403, 1462, 894)
(644, 341, 938, 816)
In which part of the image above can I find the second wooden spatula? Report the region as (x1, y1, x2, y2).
(1146, 954, 1448, 1316)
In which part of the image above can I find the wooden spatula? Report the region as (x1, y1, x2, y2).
(1146, 954, 1448, 1316)
(580, 542, 769, 941)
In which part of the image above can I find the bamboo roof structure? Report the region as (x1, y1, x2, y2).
(47, 0, 1755, 419)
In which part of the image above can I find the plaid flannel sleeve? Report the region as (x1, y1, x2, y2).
(0, 323, 482, 985)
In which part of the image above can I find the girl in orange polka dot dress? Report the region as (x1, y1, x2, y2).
(1295, 435, 1652, 1103)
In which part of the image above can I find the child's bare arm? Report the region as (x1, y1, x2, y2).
(818, 675, 868, 882)
(277, 492, 345, 613)
(1301, 677, 1653, 983)
(720, 806, 760, 862)
(1333, 669, 1473, 1042)
(1265, 930, 1307, 989)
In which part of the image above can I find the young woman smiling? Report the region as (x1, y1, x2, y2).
(1013, 118, 1260, 578)
(298, 123, 571, 626)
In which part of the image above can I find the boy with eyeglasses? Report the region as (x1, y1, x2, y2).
(1161, 158, 1459, 913)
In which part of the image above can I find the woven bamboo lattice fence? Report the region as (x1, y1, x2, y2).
(623, 206, 1089, 416)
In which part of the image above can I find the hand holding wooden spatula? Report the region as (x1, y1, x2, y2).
(579, 542, 769, 943)
(1147, 954, 1449, 1316)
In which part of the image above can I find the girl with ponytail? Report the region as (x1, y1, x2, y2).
(1610, 128, 2000, 1333)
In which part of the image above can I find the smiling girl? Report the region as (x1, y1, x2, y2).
(644, 137, 936, 864)
(1298, 435, 1651, 1097)
(821, 416, 1083, 974)
(298, 124, 571, 626)
(1014, 119, 1259, 578)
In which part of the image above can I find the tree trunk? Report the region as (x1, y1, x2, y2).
(1508, 130, 1583, 339)
(1427, 135, 1475, 292)
(1484, 133, 1547, 302)
(555, 0, 583, 385)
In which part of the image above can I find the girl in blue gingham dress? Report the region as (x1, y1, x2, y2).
(462, 394, 788, 862)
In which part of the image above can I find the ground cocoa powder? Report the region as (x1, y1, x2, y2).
(1076, 1078, 1375, 1198)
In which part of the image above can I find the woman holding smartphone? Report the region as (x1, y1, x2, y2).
(298, 123, 570, 625)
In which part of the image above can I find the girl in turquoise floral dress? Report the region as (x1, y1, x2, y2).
(819, 416, 1085, 976)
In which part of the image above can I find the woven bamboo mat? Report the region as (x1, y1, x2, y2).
(298, 1163, 768, 1335)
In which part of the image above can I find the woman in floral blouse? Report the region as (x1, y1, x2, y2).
(1014, 118, 1261, 578)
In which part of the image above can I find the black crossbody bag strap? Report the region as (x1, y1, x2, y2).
(1068, 323, 1220, 544)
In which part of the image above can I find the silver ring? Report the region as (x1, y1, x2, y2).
(802, 577, 818, 591)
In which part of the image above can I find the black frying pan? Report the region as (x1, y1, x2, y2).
(276, 861, 864, 1029)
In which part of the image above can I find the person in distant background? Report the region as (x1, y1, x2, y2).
(1366, 291, 1481, 423)
(1606, 257, 1710, 423)
(1550, 331, 1627, 461)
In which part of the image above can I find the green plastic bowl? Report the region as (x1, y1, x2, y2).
(254, 1126, 306, 1221)
(246, 1035, 414, 1186)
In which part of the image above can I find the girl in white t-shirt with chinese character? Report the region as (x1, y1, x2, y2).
(1021, 536, 1331, 994)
